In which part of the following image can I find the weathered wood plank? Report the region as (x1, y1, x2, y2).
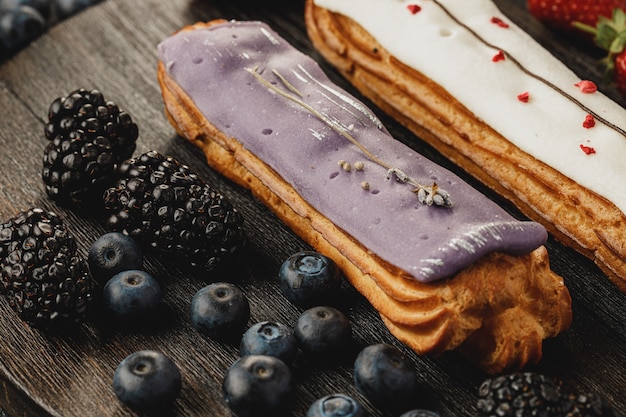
(0, 0, 624, 416)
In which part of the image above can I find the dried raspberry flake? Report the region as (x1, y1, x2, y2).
(407, 4, 421, 14)
(575, 80, 597, 94)
(517, 92, 530, 103)
(490, 16, 509, 28)
(583, 114, 596, 128)
(580, 144, 596, 155)
(492, 50, 505, 62)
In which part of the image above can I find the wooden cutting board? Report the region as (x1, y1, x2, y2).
(0, 0, 624, 416)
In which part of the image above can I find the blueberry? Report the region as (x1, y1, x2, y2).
(240, 321, 298, 365)
(353, 343, 418, 412)
(55, 0, 101, 19)
(88, 232, 143, 283)
(112, 350, 182, 413)
(102, 270, 161, 322)
(294, 306, 351, 355)
(0, 5, 45, 53)
(222, 354, 293, 417)
(307, 393, 366, 417)
(190, 282, 250, 340)
(279, 251, 342, 307)
(0, 0, 51, 18)
(399, 411, 441, 417)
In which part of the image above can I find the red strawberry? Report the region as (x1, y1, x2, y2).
(614, 49, 626, 96)
(574, 8, 626, 97)
(528, 0, 626, 38)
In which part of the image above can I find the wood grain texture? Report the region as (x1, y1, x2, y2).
(0, 0, 624, 416)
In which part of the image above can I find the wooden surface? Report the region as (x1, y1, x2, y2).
(0, 0, 625, 416)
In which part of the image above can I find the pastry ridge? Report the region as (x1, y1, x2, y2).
(157, 20, 572, 374)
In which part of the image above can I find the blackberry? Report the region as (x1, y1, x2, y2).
(42, 88, 138, 207)
(561, 392, 617, 417)
(477, 372, 563, 417)
(0, 208, 94, 332)
(103, 150, 246, 269)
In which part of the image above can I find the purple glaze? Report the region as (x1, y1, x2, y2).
(157, 21, 547, 283)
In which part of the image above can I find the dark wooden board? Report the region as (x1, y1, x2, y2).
(0, 0, 624, 416)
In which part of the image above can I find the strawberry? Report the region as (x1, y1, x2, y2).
(616, 49, 626, 95)
(528, 0, 626, 39)
(574, 8, 626, 97)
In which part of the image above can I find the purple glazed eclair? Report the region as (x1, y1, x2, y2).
(157, 20, 571, 374)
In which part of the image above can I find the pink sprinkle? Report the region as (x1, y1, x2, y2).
(583, 114, 596, 128)
(517, 92, 530, 103)
(407, 4, 421, 14)
(580, 144, 596, 155)
(491, 17, 509, 28)
(492, 50, 505, 62)
(575, 80, 597, 94)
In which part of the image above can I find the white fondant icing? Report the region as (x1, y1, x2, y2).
(314, 0, 626, 215)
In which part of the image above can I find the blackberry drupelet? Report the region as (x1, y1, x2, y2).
(103, 150, 246, 270)
(477, 372, 563, 417)
(42, 88, 138, 207)
(0, 208, 94, 332)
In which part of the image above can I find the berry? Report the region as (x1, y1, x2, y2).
(353, 343, 418, 413)
(42, 88, 138, 207)
(103, 270, 161, 322)
(399, 411, 441, 417)
(278, 251, 342, 307)
(190, 282, 250, 339)
(527, 0, 626, 38)
(88, 232, 143, 283)
(293, 306, 351, 355)
(306, 394, 366, 417)
(560, 392, 618, 417)
(476, 372, 563, 417)
(0, 0, 51, 19)
(222, 354, 293, 417)
(240, 321, 298, 365)
(55, 0, 101, 19)
(103, 150, 246, 270)
(615, 49, 626, 96)
(0, 207, 94, 332)
(574, 8, 626, 98)
(112, 350, 182, 413)
(0, 5, 46, 54)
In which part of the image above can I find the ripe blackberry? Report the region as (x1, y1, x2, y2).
(42, 88, 138, 207)
(477, 372, 563, 417)
(103, 150, 246, 269)
(561, 392, 617, 417)
(0, 208, 94, 332)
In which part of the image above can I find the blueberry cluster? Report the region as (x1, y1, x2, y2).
(87, 232, 161, 326)
(213, 251, 441, 417)
(0, 0, 103, 59)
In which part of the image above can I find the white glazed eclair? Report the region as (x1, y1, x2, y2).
(305, 0, 626, 293)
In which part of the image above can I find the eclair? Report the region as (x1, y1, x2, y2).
(304, 0, 626, 293)
(156, 20, 571, 374)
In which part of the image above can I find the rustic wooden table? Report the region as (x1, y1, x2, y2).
(0, 0, 625, 416)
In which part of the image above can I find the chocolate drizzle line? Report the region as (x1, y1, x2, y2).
(431, 0, 626, 138)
